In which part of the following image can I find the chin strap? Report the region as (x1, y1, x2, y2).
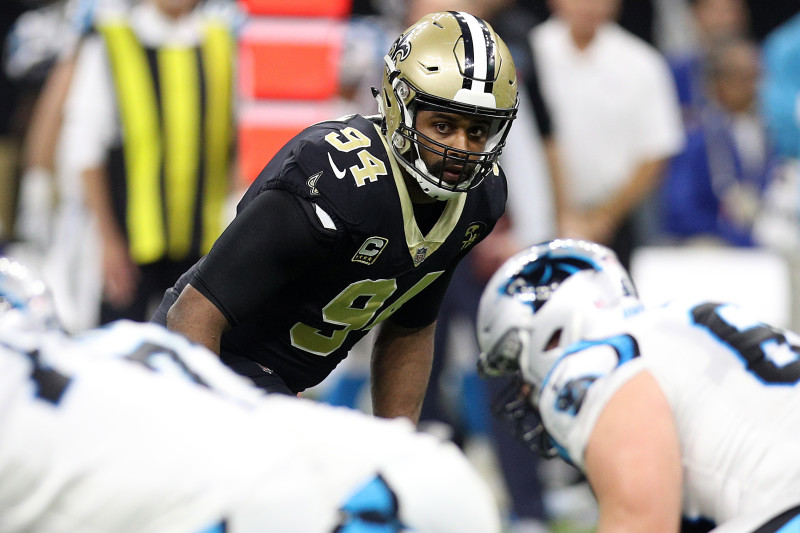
(383, 54, 400, 84)
(371, 86, 382, 113)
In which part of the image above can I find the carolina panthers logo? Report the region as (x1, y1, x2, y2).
(554, 376, 596, 416)
(389, 31, 412, 64)
(333, 474, 404, 533)
(502, 251, 600, 311)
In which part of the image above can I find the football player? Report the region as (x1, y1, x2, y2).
(476, 239, 800, 532)
(152, 11, 519, 422)
(0, 257, 502, 532)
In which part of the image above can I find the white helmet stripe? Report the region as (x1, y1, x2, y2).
(450, 11, 496, 94)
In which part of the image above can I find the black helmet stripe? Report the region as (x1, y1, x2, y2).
(449, 11, 475, 88)
(449, 11, 496, 94)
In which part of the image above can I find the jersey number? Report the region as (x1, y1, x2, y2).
(692, 302, 800, 384)
(325, 127, 387, 187)
(124, 341, 209, 387)
(26, 349, 72, 405)
(290, 272, 443, 356)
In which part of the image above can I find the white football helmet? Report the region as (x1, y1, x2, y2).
(476, 240, 639, 455)
(377, 11, 518, 200)
(0, 256, 60, 330)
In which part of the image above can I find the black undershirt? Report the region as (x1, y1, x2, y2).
(413, 200, 446, 235)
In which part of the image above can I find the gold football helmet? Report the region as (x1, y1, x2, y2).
(378, 11, 519, 200)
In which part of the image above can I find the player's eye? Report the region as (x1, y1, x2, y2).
(434, 122, 453, 135)
(468, 125, 489, 141)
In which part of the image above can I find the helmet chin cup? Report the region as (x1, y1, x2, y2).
(413, 166, 461, 201)
(391, 143, 462, 201)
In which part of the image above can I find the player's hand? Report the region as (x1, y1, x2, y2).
(558, 209, 615, 245)
(101, 235, 140, 308)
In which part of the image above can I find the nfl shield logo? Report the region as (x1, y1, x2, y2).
(414, 246, 428, 265)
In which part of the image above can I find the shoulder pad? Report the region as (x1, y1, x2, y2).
(290, 117, 393, 208)
(538, 337, 645, 467)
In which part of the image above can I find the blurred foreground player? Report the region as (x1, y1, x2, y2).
(0, 257, 501, 533)
(476, 239, 800, 532)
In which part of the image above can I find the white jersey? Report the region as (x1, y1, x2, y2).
(538, 300, 800, 530)
(0, 316, 500, 533)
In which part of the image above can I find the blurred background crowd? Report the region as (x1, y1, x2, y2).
(2, 0, 800, 532)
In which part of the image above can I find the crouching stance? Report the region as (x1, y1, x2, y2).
(477, 239, 800, 533)
(0, 257, 500, 533)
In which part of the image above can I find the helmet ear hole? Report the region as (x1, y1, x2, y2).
(545, 328, 563, 351)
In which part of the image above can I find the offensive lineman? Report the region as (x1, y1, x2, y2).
(0, 256, 501, 532)
(152, 11, 519, 422)
(476, 239, 800, 532)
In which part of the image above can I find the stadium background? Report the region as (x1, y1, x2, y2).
(2, 1, 800, 531)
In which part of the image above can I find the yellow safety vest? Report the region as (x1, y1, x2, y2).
(99, 19, 234, 264)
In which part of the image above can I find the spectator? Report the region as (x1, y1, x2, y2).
(660, 37, 777, 246)
(666, 0, 751, 128)
(760, 11, 800, 163)
(521, 0, 659, 45)
(8, 0, 132, 332)
(753, 11, 800, 330)
(0, 0, 51, 249)
(756, 11, 800, 250)
(531, 0, 685, 268)
(59, 0, 238, 325)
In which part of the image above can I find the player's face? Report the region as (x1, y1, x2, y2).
(550, 0, 620, 38)
(693, 0, 749, 40)
(713, 42, 760, 113)
(414, 110, 491, 185)
(152, 0, 201, 18)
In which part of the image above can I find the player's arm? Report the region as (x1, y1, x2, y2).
(370, 319, 436, 423)
(591, 157, 669, 239)
(369, 267, 455, 423)
(166, 188, 339, 353)
(167, 283, 229, 355)
(584, 371, 682, 533)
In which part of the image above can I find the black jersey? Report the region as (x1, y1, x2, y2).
(181, 114, 507, 392)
